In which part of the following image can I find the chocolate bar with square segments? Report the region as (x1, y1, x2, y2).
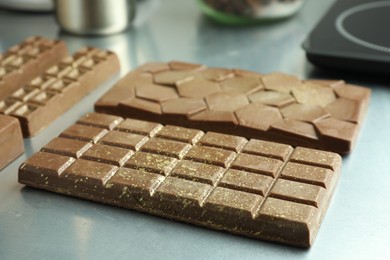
(95, 61, 371, 154)
(0, 36, 68, 99)
(0, 46, 120, 137)
(19, 112, 342, 247)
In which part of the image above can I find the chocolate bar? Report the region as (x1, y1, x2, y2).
(0, 47, 120, 137)
(0, 36, 67, 99)
(19, 112, 342, 247)
(95, 61, 371, 154)
(0, 114, 24, 170)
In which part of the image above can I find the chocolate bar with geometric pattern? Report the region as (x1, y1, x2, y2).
(0, 114, 24, 170)
(0, 36, 67, 99)
(19, 112, 342, 247)
(95, 61, 371, 154)
(0, 47, 120, 137)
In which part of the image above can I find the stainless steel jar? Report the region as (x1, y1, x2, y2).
(54, 0, 136, 36)
(198, 0, 306, 25)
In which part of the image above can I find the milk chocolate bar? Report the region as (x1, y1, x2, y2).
(19, 112, 342, 247)
(0, 36, 67, 99)
(0, 114, 24, 170)
(95, 61, 371, 154)
(0, 47, 120, 137)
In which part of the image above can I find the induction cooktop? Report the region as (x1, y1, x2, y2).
(303, 0, 390, 74)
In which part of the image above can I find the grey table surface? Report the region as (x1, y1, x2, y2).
(1, 0, 390, 259)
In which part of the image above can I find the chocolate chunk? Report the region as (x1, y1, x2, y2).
(258, 198, 320, 245)
(1, 46, 120, 137)
(63, 159, 118, 188)
(189, 110, 239, 127)
(234, 103, 282, 131)
(270, 118, 319, 142)
(81, 144, 133, 166)
(200, 68, 234, 82)
(106, 168, 164, 200)
(135, 84, 179, 102)
(77, 113, 123, 130)
(19, 112, 343, 247)
(204, 187, 263, 217)
(99, 130, 149, 150)
(0, 100, 22, 114)
(206, 92, 249, 111)
(289, 147, 341, 171)
(60, 124, 109, 143)
(153, 70, 195, 86)
(177, 78, 221, 98)
(314, 118, 358, 152)
(270, 179, 326, 207)
(20, 152, 75, 177)
(280, 162, 333, 189)
(154, 176, 212, 210)
(168, 61, 205, 71)
(220, 76, 263, 94)
(292, 82, 336, 107)
(120, 98, 162, 115)
(248, 90, 295, 107)
(170, 160, 225, 185)
(184, 145, 236, 167)
(95, 62, 371, 154)
(231, 153, 283, 177)
(197, 131, 247, 152)
(161, 98, 207, 117)
(115, 118, 162, 137)
(219, 169, 273, 196)
(140, 138, 191, 159)
(124, 152, 178, 175)
(280, 103, 330, 123)
(262, 73, 302, 93)
(242, 139, 293, 161)
(0, 115, 24, 170)
(41, 137, 92, 158)
(155, 125, 203, 144)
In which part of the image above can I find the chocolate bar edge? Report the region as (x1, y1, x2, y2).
(0, 115, 24, 170)
(18, 159, 341, 247)
(94, 105, 350, 155)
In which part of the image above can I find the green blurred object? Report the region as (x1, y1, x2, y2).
(196, 0, 305, 25)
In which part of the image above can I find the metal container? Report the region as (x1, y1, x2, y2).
(54, 0, 136, 36)
(198, 0, 306, 25)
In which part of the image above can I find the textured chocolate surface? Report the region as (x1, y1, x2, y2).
(0, 36, 67, 99)
(19, 112, 342, 247)
(0, 47, 120, 137)
(0, 115, 24, 170)
(95, 61, 371, 154)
